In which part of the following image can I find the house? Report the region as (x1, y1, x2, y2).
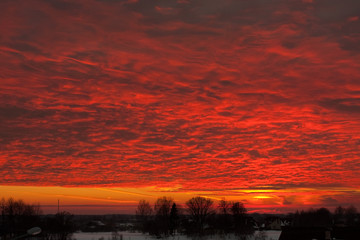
(267, 217, 282, 230)
(82, 220, 108, 232)
(265, 217, 290, 230)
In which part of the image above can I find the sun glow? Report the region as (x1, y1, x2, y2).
(253, 195, 273, 199)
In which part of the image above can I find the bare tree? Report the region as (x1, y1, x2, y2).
(154, 197, 173, 217)
(154, 197, 174, 236)
(186, 196, 214, 234)
(231, 202, 247, 216)
(231, 202, 253, 236)
(135, 200, 153, 233)
(218, 199, 232, 215)
(345, 205, 358, 226)
(217, 199, 232, 233)
(44, 211, 75, 240)
(0, 197, 42, 239)
(136, 200, 153, 220)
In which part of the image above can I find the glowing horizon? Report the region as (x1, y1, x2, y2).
(1, 185, 359, 214)
(1, 0, 360, 214)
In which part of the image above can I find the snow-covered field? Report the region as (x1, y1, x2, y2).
(72, 231, 281, 240)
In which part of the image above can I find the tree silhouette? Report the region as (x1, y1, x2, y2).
(293, 208, 332, 227)
(334, 206, 345, 219)
(345, 205, 358, 226)
(44, 211, 75, 240)
(186, 196, 214, 235)
(231, 201, 253, 236)
(217, 199, 232, 234)
(135, 200, 153, 233)
(169, 203, 179, 235)
(0, 197, 42, 239)
(154, 197, 174, 236)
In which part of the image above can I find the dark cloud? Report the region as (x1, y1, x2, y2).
(313, 0, 360, 22)
(0, 106, 55, 119)
(320, 98, 360, 114)
(320, 196, 339, 205)
(112, 129, 140, 140)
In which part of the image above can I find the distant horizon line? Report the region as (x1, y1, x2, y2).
(39, 203, 350, 214)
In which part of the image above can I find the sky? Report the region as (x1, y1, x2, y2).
(0, 0, 360, 214)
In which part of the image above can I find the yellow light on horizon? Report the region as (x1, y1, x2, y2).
(253, 195, 272, 199)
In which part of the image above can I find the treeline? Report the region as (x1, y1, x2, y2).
(292, 205, 360, 228)
(135, 196, 254, 237)
(2, 196, 359, 239)
(0, 197, 75, 240)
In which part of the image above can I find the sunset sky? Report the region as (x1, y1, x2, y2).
(1, 0, 360, 214)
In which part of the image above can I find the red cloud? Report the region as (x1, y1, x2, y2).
(0, 0, 359, 211)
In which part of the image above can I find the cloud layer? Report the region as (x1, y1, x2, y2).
(1, 0, 360, 208)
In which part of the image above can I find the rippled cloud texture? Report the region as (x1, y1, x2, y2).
(1, 0, 360, 211)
